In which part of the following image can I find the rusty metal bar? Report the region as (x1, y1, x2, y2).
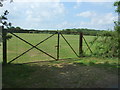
(85, 36, 99, 53)
(83, 36, 93, 54)
(8, 33, 56, 64)
(8, 32, 57, 63)
(60, 33, 79, 57)
(2, 26, 7, 65)
(57, 32, 60, 60)
(79, 32, 83, 57)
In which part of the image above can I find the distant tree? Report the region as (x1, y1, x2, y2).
(16, 26, 21, 30)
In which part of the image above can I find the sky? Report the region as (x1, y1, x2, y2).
(0, 0, 118, 30)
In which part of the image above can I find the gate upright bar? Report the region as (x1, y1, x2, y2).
(2, 26, 7, 65)
(57, 32, 60, 60)
(60, 33, 79, 57)
(79, 32, 83, 57)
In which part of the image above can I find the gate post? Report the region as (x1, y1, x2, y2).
(57, 32, 60, 60)
(79, 32, 83, 57)
(2, 26, 7, 65)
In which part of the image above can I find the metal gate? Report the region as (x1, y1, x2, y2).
(2, 27, 84, 64)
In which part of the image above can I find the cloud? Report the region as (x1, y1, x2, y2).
(76, 0, 116, 2)
(56, 21, 76, 29)
(14, 0, 117, 2)
(55, 12, 117, 30)
(73, 0, 116, 9)
(14, 0, 60, 2)
(0, 1, 117, 30)
(25, 2, 65, 22)
(79, 12, 117, 30)
(0, 2, 65, 29)
(76, 11, 96, 18)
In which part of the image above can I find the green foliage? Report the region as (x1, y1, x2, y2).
(114, 1, 120, 12)
(0, 0, 13, 28)
(62, 28, 104, 36)
(92, 31, 118, 58)
(90, 1, 119, 58)
(0, 10, 12, 28)
(6, 34, 12, 40)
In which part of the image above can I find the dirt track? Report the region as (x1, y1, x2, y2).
(25, 63, 119, 88)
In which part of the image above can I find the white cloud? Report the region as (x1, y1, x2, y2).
(0, 2, 66, 29)
(73, 0, 116, 9)
(0, 1, 117, 30)
(92, 13, 117, 25)
(14, 0, 116, 2)
(76, 0, 116, 2)
(14, 0, 60, 2)
(56, 21, 71, 29)
(73, 0, 81, 9)
(24, 2, 65, 24)
(55, 21, 79, 29)
(56, 12, 117, 30)
(76, 11, 96, 18)
(79, 12, 117, 30)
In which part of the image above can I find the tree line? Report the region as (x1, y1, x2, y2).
(8, 26, 113, 36)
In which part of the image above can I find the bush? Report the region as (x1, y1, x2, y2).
(92, 31, 118, 58)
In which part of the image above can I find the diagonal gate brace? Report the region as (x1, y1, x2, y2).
(8, 32, 57, 64)
(60, 33, 79, 57)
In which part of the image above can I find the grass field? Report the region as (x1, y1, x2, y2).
(1, 33, 119, 88)
(6, 33, 101, 64)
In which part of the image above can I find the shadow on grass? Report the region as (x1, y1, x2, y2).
(2, 59, 119, 88)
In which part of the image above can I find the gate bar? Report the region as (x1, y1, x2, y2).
(8, 33, 57, 64)
(60, 33, 79, 57)
(2, 26, 7, 65)
(85, 36, 99, 53)
(83, 36, 93, 54)
(79, 32, 83, 57)
(8, 32, 57, 63)
(57, 32, 60, 60)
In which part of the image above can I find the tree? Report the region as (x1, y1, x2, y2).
(0, 0, 13, 43)
(16, 26, 21, 30)
(92, 1, 120, 58)
(0, 0, 13, 28)
(114, 1, 120, 58)
(0, 0, 13, 7)
(114, 1, 120, 33)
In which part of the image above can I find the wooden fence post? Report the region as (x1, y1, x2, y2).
(79, 32, 83, 57)
(2, 26, 7, 65)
